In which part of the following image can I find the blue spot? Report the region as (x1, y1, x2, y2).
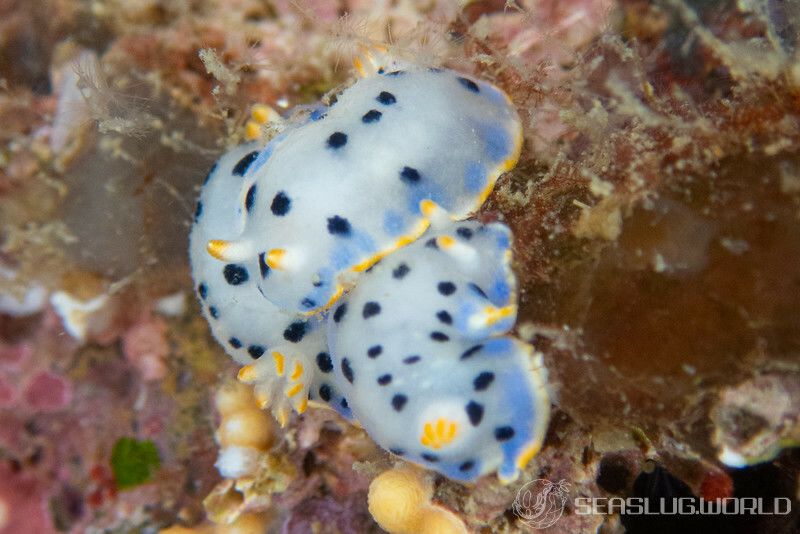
(495, 231, 511, 250)
(352, 228, 377, 254)
(491, 278, 511, 304)
(316, 267, 334, 287)
(480, 123, 512, 162)
(494, 359, 539, 480)
(330, 246, 356, 270)
(435, 458, 482, 483)
(483, 83, 510, 106)
(483, 337, 513, 355)
(249, 140, 278, 175)
(464, 161, 486, 193)
(310, 106, 327, 121)
(407, 183, 448, 215)
(383, 211, 405, 236)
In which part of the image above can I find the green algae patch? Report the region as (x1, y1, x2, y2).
(111, 437, 161, 489)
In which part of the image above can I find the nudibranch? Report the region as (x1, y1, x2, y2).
(189, 144, 351, 425)
(189, 50, 548, 483)
(204, 61, 523, 315)
(326, 206, 549, 483)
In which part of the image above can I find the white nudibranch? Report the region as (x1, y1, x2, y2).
(189, 52, 549, 483)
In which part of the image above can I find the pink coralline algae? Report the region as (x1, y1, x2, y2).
(0, 462, 56, 534)
(23, 370, 72, 412)
(0, 342, 31, 368)
(122, 316, 170, 382)
(0, 377, 15, 407)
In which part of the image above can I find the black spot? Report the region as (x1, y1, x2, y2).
(362, 301, 381, 319)
(495, 426, 515, 441)
(245, 185, 257, 212)
(367, 345, 383, 358)
(258, 253, 270, 278)
(198, 283, 208, 300)
(389, 448, 405, 456)
(456, 227, 473, 239)
(392, 263, 410, 279)
(228, 337, 242, 349)
(316, 352, 333, 373)
(436, 310, 452, 324)
(466, 401, 484, 426)
(301, 298, 316, 309)
(333, 303, 348, 323)
(376, 91, 396, 105)
(430, 331, 449, 342)
(362, 109, 382, 123)
(271, 192, 291, 216)
(425, 238, 438, 249)
(468, 283, 488, 299)
(327, 216, 352, 236)
(403, 355, 421, 365)
(232, 151, 258, 176)
(473, 372, 495, 391)
(208, 306, 219, 319)
(312, 278, 323, 287)
(461, 344, 483, 360)
(327, 131, 348, 149)
(438, 281, 456, 296)
(386, 70, 405, 76)
(377, 374, 392, 385)
(248, 345, 265, 359)
(283, 321, 307, 343)
(319, 384, 332, 401)
(400, 166, 421, 184)
(428, 67, 443, 73)
(340, 398, 349, 409)
(391, 394, 408, 411)
(223, 264, 249, 285)
(421, 453, 439, 463)
(194, 201, 203, 221)
(341, 358, 354, 383)
(457, 76, 480, 93)
(459, 460, 475, 472)
(203, 162, 218, 184)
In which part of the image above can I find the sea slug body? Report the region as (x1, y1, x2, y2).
(325, 205, 550, 483)
(189, 144, 350, 425)
(189, 52, 548, 482)
(205, 65, 523, 315)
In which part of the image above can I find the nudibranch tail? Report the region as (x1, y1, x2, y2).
(325, 215, 548, 483)
(496, 340, 550, 484)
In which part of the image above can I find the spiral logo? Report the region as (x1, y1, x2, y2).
(512, 478, 571, 529)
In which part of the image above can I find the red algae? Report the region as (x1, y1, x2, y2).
(23, 371, 72, 412)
